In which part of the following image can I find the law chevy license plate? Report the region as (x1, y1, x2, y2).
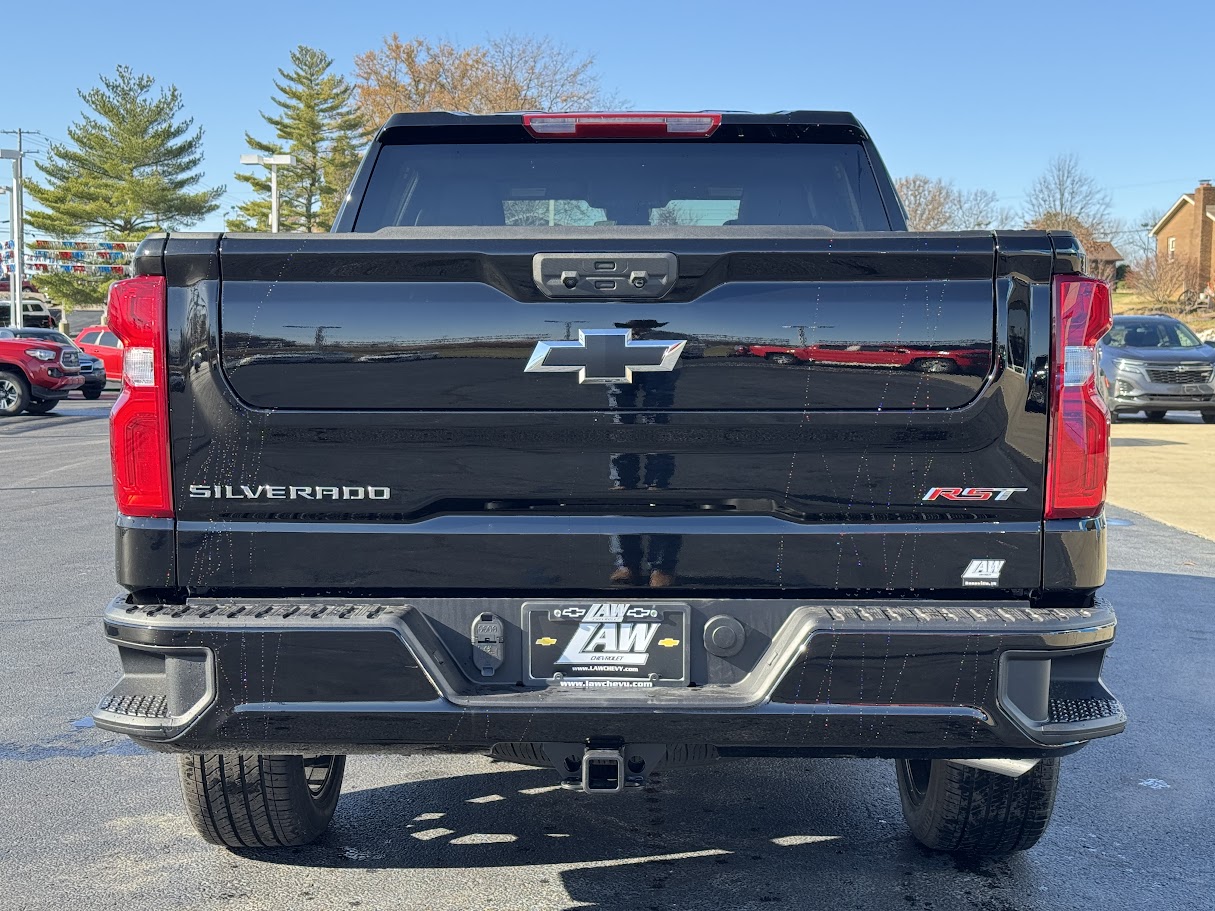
(526, 602, 689, 687)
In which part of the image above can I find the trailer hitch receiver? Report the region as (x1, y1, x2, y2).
(581, 749, 625, 793)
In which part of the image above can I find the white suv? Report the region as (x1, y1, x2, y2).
(0, 296, 56, 328)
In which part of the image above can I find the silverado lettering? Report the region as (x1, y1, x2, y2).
(93, 110, 1123, 859)
(187, 484, 391, 500)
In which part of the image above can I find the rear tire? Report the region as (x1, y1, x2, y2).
(914, 358, 956, 373)
(766, 352, 799, 366)
(895, 758, 1060, 855)
(1144, 410, 1168, 422)
(178, 753, 345, 849)
(24, 399, 58, 414)
(0, 370, 30, 417)
(83, 389, 102, 400)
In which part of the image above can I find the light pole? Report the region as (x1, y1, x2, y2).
(1, 148, 24, 328)
(240, 154, 297, 233)
(0, 187, 8, 327)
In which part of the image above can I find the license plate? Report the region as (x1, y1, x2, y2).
(525, 602, 689, 687)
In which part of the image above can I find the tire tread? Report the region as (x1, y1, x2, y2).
(897, 758, 1059, 855)
(178, 753, 344, 849)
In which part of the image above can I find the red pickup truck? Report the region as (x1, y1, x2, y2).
(735, 342, 989, 373)
(0, 336, 84, 415)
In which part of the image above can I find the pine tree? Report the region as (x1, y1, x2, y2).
(229, 46, 367, 232)
(26, 66, 222, 237)
(24, 66, 223, 309)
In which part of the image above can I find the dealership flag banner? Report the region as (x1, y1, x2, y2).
(3, 239, 136, 277)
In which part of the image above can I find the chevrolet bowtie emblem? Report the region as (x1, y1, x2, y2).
(524, 329, 686, 384)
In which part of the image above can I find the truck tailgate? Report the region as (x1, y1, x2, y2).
(165, 231, 1052, 594)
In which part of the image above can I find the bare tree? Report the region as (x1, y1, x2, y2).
(354, 34, 614, 128)
(894, 175, 955, 230)
(1128, 252, 1194, 306)
(950, 188, 1017, 230)
(481, 35, 613, 111)
(895, 176, 1013, 230)
(1023, 154, 1114, 242)
(1123, 207, 1164, 262)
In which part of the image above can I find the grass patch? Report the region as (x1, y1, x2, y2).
(1111, 289, 1215, 335)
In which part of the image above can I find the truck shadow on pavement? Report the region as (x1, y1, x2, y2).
(0, 408, 113, 432)
(239, 758, 1031, 909)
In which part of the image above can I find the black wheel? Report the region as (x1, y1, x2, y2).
(0, 370, 30, 417)
(83, 388, 103, 400)
(24, 399, 59, 415)
(914, 358, 956, 374)
(895, 758, 1060, 855)
(178, 753, 345, 848)
(1144, 410, 1168, 422)
(766, 352, 799, 366)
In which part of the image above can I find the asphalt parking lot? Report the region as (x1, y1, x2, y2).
(2, 395, 1213, 911)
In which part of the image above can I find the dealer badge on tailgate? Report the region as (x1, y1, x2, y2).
(525, 602, 689, 687)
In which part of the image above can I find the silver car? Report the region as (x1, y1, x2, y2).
(1098, 315, 1215, 423)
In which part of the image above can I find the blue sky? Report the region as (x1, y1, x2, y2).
(4, 0, 1210, 240)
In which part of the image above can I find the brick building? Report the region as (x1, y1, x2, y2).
(1151, 180, 1215, 294)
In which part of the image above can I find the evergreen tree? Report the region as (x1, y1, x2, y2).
(318, 130, 364, 228)
(229, 46, 367, 232)
(26, 66, 222, 238)
(24, 66, 222, 309)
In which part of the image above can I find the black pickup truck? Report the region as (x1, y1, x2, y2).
(94, 111, 1124, 856)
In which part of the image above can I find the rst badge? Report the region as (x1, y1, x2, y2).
(526, 602, 688, 686)
(923, 487, 1028, 502)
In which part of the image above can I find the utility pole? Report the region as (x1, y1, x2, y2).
(544, 319, 586, 341)
(285, 324, 341, 347)
(0, 129, 28, 328)
(783, 323, 834, 346)
(240, 154, 297, 233)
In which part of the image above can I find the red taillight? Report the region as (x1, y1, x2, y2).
(107, 275, 171, 518)
(1046, 276, 1112, 519)
(522, 112, 722, 138)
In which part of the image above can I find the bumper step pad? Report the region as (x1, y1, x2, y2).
(97, 693, 169, 719)
(1048, 696, 1123, 725)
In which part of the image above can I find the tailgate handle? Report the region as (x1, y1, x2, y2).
(533, 252, 677, 299)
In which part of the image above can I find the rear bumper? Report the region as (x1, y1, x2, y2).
(94, 595, 1124, 758)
